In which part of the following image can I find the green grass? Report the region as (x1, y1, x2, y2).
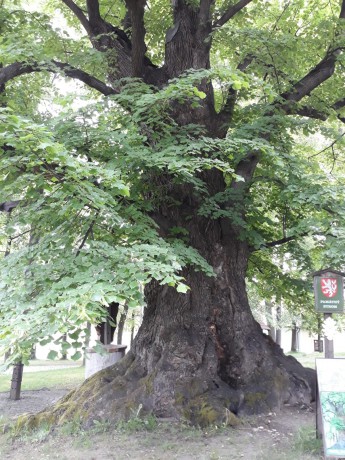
(287, 351, 345, 369)
(292, 426, 323, 458)
(0, 366, 85, 392)
(24, 359, 83, 368)
(1, 351, 342, 394)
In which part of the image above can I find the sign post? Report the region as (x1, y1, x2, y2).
(313, 270, 344, 314)
(313, 269, 345, 443)
(323, 313, 335, 359)
(313, 269, 345, 359)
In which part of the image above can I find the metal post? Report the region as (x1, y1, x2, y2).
(104, 321, 112, 345)
(10, 362, 24, 400)
(315, 377, 322, 439)
(324, 313, 334, 359)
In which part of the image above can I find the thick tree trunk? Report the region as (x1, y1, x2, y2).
(23, 192, 315, 429)
(14, 3, 315, 431)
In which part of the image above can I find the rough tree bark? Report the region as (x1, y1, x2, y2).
(21, 175, 314, 428)
(8, 0, 345, 428)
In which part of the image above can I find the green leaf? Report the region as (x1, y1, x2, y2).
(176, 283, 189, 293)
(47, 350, 59, 360)
(71, 351, 82, 361)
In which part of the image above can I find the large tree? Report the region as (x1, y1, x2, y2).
(1, 0, 345, 426)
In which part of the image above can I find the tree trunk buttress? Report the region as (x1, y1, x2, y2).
(128, 229, 314, 422)
(26, 198, 315, 429)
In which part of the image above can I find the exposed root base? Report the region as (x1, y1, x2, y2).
(15, 346, 315, 432)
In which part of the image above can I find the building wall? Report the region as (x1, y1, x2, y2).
(280, 328, 345, 354)
(34, 327, 133, 360)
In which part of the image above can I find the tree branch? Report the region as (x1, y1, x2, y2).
(218, 58, 252, 125)
(62, 1, 161, 85)
(213, 0, 253, 29)
(262, 233, 308, 249)
(308, 133, 345, 159)
(285, 97, 345, 123)
(53, 61, 118, 94)
(199, 0, 215, 25)
(60, 0, 92, 35)
(0, 201, 20, 213)
(280, 51, 342, 105)
(279, 0, 345, 107)
(75, 211, 99, 257)
(334, 98, 345, 111)
(86, 0, 102, 26)
(0, 61, 118, 96)
(292, 106, 328, 121)
(125, 0, 147, 77)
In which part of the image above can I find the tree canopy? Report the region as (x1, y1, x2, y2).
(0, 0, 345, 424)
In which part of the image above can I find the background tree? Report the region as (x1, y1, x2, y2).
(0, 0, 345, 427)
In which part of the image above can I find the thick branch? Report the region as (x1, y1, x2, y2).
(233, 152, 261, 187)
(0, 61, 118, 96)
(52, 61, 118, 95)
(334, 98, 345, 111)
(280, 51, 342, 105)
(262, 234, 308, 249)
(0, 201, 20, 213)
(62, 2, 161, 85)
(60, 0, 92, 35)
(334, 98, 345, 122)
(125, 0, 147, 77)
(213, 0, 253, 29)
(86, 0, 102, 25)
(286, 98, 345, 123)
(280, 0, 345, 106)
(199, 0, 214, 25)
(292, 106, 328, 121)
(216, 55, 254, 133)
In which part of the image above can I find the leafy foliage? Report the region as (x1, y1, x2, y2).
(0, 0, 344, 364)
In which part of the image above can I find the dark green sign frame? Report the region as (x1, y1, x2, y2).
(313, 270, 344, 313)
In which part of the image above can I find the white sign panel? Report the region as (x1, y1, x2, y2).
(316, 359, 345, 458)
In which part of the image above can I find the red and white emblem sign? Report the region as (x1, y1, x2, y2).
(321, 278, 338, 298)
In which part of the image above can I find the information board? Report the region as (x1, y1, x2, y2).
(314, 272, 344, 313)
(316, 359, 345, 458)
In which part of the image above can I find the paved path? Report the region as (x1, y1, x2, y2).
(23, 364, 80, 373)
(2, 362, 81, 374)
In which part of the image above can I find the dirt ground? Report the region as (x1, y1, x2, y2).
(0, 388, 322, 460)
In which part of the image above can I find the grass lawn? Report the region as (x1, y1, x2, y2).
(1, 351, 343, 394)
(287, 350, 345, 368)
(0, 366, 85, 392)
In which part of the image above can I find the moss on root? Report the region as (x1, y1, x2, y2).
(243, 392, 266, 411)
(13, 411, 57, 435)
(180, 395, 240, 428)
(182, 397, 217, 426)
(137, 370, 157, 396)
(8, 348, 313, 435)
